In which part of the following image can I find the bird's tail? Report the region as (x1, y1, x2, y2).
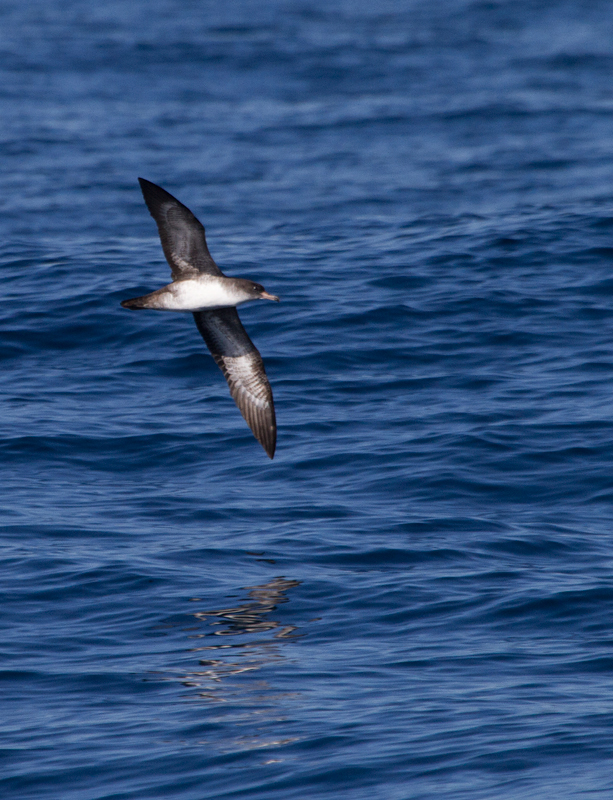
(121, 295, 152, 309)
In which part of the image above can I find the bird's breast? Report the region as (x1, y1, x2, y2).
(158, 278, 245, 311)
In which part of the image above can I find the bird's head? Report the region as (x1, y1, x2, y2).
(235, 279, 280, 304)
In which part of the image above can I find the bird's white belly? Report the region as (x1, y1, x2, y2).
(159, 279, 244, 311)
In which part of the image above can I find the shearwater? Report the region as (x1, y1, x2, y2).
(121, 178, 280, 459)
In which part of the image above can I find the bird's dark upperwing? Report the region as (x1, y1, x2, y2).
(193, 308, 276, 459)
(138, 178, 222, 279)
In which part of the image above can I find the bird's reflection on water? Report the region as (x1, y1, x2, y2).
(191, 575, 300, 640)
(162, 576, 301, 754)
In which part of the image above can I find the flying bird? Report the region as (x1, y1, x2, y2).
(121, 178, 279, 458)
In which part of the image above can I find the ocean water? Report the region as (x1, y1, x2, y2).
(3, 0, 613, 797)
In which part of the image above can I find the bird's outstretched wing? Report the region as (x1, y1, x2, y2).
(193, 308, 276, 459)
(138, 178, 223, 279)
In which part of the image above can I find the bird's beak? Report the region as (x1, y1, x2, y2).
(260, 291, 280, 302)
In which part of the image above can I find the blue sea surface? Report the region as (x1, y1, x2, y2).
(4, 0, 613, 797)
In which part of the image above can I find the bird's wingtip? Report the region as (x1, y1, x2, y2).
(260, 435, 276, 459)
